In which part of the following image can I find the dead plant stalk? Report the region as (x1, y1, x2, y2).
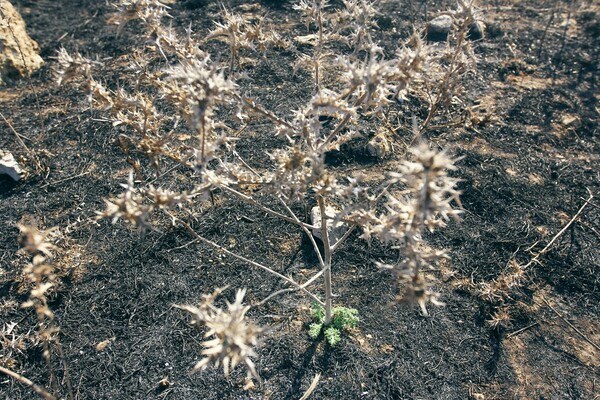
(0, 366, 56, 400)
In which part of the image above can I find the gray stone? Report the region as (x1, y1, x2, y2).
(426, 15, 485, 42)
(468, 20, 485, 41)
(366, 131, 390, 159)
(427, 15, 453, 42)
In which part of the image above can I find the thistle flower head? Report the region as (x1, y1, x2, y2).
(163, 57, 236, 128)
(207, 9, 253, 49)
(17, 225, 58, 258)
(97, 172, 152, 228)
(385, 142, 462, 233)
(371, 143, 461, 314)
(108, 0, 171, 33)
(177, 288, 263, 382)
(294, 0, 329, 29)
(54, 48, 96, 85)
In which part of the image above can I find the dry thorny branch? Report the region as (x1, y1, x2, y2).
(11, 224, 73, 399)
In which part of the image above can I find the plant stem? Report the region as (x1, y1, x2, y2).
(315, 1, 323, 94)
(219, 185, 316, 231)
(419, 15, 470, 135)
(278, 197, 325, 268)
(255, 265, 328, 307)
(199, 113, 206, 165)
(0, 366, 56, 400)
(164, 210, 324, 305)
(230, 39, 237, 73)
(234, 94, 295, 131)
(318, 196, 333, 325)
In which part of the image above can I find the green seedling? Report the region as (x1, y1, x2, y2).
(309, 302, 359, 346)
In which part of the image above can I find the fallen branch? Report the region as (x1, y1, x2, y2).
(522, 191, 593, 269)
(506, 322, 539, 338)
(541, 296, 600, 353)
(299, 373, 321, 400)
(0, 366, 56, 400)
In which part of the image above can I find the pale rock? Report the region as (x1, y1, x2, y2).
(427, 15, 485, 42)
(0, 1, 44, 83)
(366, 131, 390, 159)
(0, 150, 23, 181)
(310, 205, 346, 244)
(469, 20, 486, 40)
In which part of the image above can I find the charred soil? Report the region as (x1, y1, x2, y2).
(1, 1, 599, 399)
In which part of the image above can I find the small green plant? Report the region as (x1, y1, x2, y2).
(309, 303, 358, 346)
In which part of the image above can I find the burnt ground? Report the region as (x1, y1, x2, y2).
(0, 0, 599, 399)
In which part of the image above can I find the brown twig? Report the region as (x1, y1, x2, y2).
(522, 191, 593, 269)
(579, 220, 600, 239)
(219, 185, 316, 231)
(299, 373, 321, 400)
(506, 322, 539, 338)
(0, 366, 56, 400)
(541, 296, 600, 353)
(581, 198, 600, 212)
(40, 171, 91, 189)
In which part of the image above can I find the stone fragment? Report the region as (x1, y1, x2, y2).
(366, 131, 390, 159)
(0, 0, 44, 83)
(0, 150, 23, 181)
(427, 15, 453, 42)
(468, 20, 485, 41)
(310, 205, 346, 244)
(426, 15, 485, 42)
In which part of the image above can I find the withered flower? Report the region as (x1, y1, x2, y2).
(177, 288, 263, 382)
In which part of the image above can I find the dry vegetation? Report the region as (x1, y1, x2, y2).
(1, 0, 598, 399)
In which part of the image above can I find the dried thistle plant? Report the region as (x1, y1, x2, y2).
(418, 0, 479, 133)
(477, 260, 525, 304)
(335, 0, 380, 52)
(108, 0, 171, 35)
(177, 288, 263, 382)
(16, 224, 73, 398)
(373, 143, 462, 315)
(17, 224, 58, 259)
(487, 308, 512, 330)
(206, 8, 256, 72)
(17, 224, 60, 333)
(53, 48, 96, 86)
(476, 259, 526, 332)
(98, 171, 190, 230)
(64, 0, 472, 368)
(97, 172, 152, 228)
(1, 322, 30, 369)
